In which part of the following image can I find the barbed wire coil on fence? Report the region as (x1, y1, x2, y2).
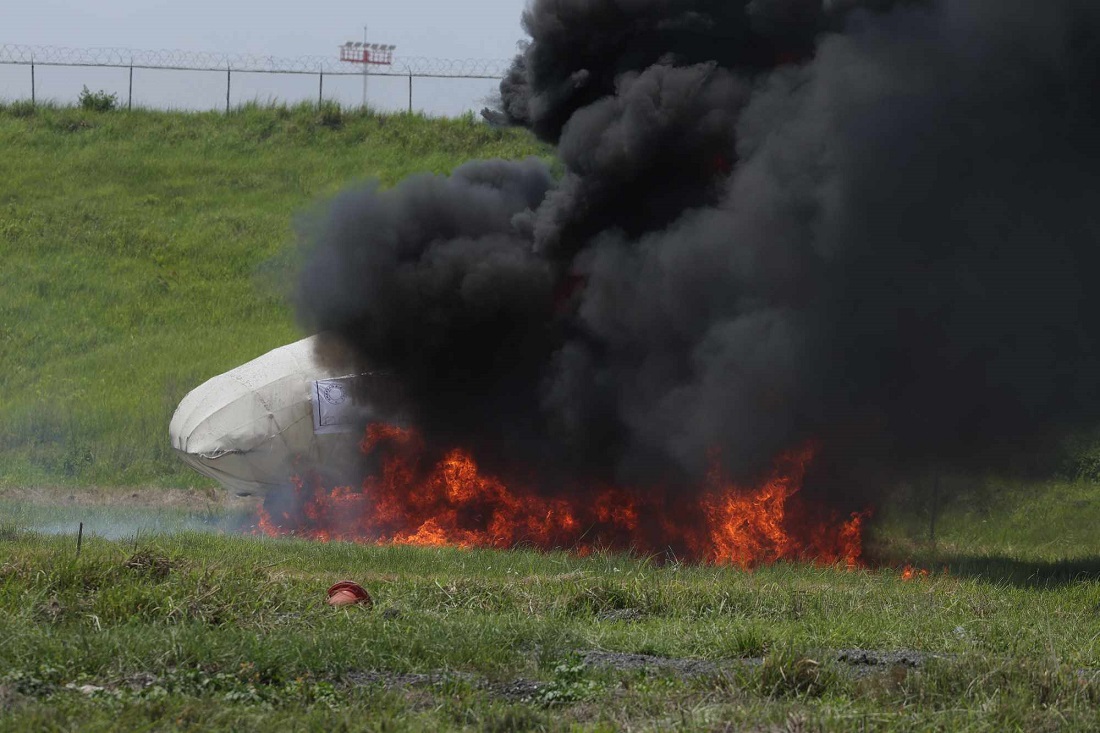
(0, 43, 511, 79)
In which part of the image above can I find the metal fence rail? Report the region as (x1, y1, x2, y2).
(0, 43, 511, 112)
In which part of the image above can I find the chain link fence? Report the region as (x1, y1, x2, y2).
(0, 44, 512, 114)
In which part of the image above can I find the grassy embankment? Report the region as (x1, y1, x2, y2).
(2, 103, 1100, 731)
(0, 101, 548, 488)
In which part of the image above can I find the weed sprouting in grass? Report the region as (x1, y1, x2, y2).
(78, 86, 119, 112)
(122, 550, 172, 580)
(565, 582, 638, 617)
(718, 626, 769, 659)
(562, 576, 671, 620)
(530, 658, 601, 707)
(2, 666, 67, 697)
(4, 99, 37, 118)
(755, 648, 837, 699)
(465, 705, 550, 733)
(315, 101, 344, 130)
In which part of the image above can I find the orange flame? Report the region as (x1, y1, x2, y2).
(900, 565, 930, 581)
(256, 423, 866, 568)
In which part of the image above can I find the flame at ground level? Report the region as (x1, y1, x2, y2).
(255, 424, 867, 568)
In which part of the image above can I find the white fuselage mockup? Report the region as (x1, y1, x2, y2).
(168, 335, 369, 496)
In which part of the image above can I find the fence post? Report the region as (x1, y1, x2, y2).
(318, 71, 324, 106)
(30, 59, 35, 107)
(225, 66, 231, 114)
(128, 62, 133, 111)
(408, 74, 413, 114)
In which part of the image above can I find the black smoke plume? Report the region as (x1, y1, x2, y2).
(299, 0, 1100, 505)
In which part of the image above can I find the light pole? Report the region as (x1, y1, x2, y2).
(339, 31, 396, 110)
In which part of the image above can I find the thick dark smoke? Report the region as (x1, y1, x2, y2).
(502, 0, 823, 142)
(299, 0, 1100, 504)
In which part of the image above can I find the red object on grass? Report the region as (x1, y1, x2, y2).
(327, 580, 373, 607)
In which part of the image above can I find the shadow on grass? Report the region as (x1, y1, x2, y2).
(946, 555, 1100, 587)
(876, 550, 1100, 587)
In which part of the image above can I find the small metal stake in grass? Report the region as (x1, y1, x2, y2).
(929, 472, 940, 548)
(77, 522, 84, 557)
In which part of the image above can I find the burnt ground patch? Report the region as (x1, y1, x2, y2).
(580, 648, 939, 679)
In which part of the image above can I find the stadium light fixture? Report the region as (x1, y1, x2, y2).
(338, 28, 396, 107)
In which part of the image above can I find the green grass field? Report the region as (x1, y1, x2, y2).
(2, 103, 1099, 731)
(0, 101, 547, 488)
(1, 485, 1099, 732)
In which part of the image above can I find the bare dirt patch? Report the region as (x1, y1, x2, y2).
(344, 669, 547, 701)
(0, 484, 250, 512)
(345, 670, 472, 689)
(581, 650, 732, 676)
(581, 648, 940, 680)
(835, 649, 931, 670)
(0, 683, 22, 712)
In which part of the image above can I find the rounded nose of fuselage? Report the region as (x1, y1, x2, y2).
(169, 372, 296, 496)
(168, 337, 327, 497)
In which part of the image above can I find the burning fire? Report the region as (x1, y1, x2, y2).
(901, 565, 922, 581)
(900, 565, 944, 581)
(256, 423, 865, 568)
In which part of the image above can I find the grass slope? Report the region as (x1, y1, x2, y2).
(0, 102, 547, 487)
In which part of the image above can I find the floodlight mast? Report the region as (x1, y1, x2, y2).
(338, 26, 396, 108)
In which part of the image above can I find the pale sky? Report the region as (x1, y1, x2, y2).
(0, 0, 531, 115)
